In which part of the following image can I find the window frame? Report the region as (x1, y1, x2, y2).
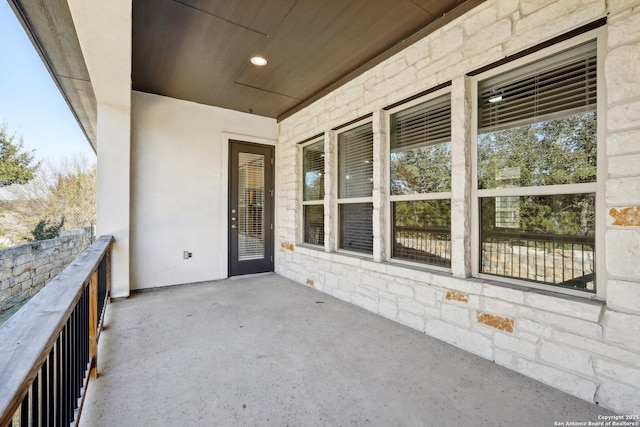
(470, 29, 607, 299)
(385, 86, 453, 271)
(335, 119, 375, 257)
(299, 138, 326, 248)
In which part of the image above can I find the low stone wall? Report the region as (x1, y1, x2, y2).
(0, 228, 93, 313)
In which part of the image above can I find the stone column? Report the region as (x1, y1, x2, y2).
(372, 110, 388, 262)
(450, 76, 472, 278)
(324, 130, 337, 253)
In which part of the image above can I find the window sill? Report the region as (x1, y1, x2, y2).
(476, 273, 604, 303)
(289, 246, 605, 311)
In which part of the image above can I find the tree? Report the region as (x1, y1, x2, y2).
(1, 156, 96, 244)
(43, 158, 96, 229)
(0, 125, 39, 187)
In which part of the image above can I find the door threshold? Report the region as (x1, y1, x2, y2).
(228, 272, 274, 280)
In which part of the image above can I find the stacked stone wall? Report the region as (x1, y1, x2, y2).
(0, 228, 93, 313)
(276, 0, 640, 414)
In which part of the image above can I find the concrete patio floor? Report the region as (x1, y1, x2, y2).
(79, 273, 613, 426)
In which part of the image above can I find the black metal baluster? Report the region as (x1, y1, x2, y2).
(75, 302, 80, 402)
(21, 392, 29, 426)
(48, 347, 54, 427)
(67, 318, 73, 424)
(70, 311, 75, 423)
(61, 325, 68, 427)
(40, 358, 47, 425)
(32, 375, 39, 427)
(56, 335, 61, 426)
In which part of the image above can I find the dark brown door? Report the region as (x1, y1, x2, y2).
(229, 140, 274, 276)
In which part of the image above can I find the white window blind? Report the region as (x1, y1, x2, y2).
(340, 203, 373, 253)
(338, 123, 373, 199)
(238, 152, 264, 261)
(478, 40, 596, 133)
(390, 94, 451, 152)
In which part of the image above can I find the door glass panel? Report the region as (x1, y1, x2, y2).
(238, 152, 265, 260)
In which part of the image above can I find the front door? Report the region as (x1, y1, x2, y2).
(229, 140, 274, 276)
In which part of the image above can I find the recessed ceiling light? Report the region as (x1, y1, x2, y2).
(250, 56, 268, 66)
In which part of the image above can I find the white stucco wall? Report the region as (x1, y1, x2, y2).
(130, 91, 277, 290)
(276, 0, 640, 414)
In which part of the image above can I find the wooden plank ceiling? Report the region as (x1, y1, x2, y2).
(132, 0, 478, 120)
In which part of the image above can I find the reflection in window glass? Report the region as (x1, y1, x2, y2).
(303, 141, 325, 201)
(390, 143, 451, 195)
(392, 200, 451, 266)
(480, 194, 595, 292)
(390, 94, 451, 195)
(477, 40, 598, 291)
(478, 112, 597, 190)
(304, 205, 324, 246)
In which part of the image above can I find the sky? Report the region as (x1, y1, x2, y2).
(0, 2, 96, 167)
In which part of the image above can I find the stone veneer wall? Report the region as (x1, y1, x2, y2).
(0, 228, 93, 313)
(275, 0, 640, 414)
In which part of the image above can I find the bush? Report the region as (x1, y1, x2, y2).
(29, 217, 65, 241)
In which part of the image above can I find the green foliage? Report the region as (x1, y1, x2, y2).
(29, 217, 65, 242)
(0, 125, 39, 187)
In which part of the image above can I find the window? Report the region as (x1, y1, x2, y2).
(390, 93, 452, 267)
(338, 123, 373, 253)
(302, 140, 325, 246)
(476, 40, 597, 292)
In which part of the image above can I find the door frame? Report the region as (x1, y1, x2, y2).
(227, 138, 275, 276)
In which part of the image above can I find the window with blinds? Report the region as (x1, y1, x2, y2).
(340, 203, 374, 253)
(390, 94, 452, 195)
(389, 92, 452, 267)
(303, 141, 325, 201)
(476, 38, 598, 293)
(302, 140, 325, 246)
(338, 122, 373, 254)
(339, 123, 373, 199)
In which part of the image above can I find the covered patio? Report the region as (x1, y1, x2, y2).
(79, 274, 610, 426)
(4, 0, 640, 420)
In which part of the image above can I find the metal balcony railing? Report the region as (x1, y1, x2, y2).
(0, 236, 113, 426)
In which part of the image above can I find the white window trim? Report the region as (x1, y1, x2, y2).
(384, 86, 453, 272)
(299, 137, 326, 248)
(335, 118, 375, 257)
(470, 28, 607, 299)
